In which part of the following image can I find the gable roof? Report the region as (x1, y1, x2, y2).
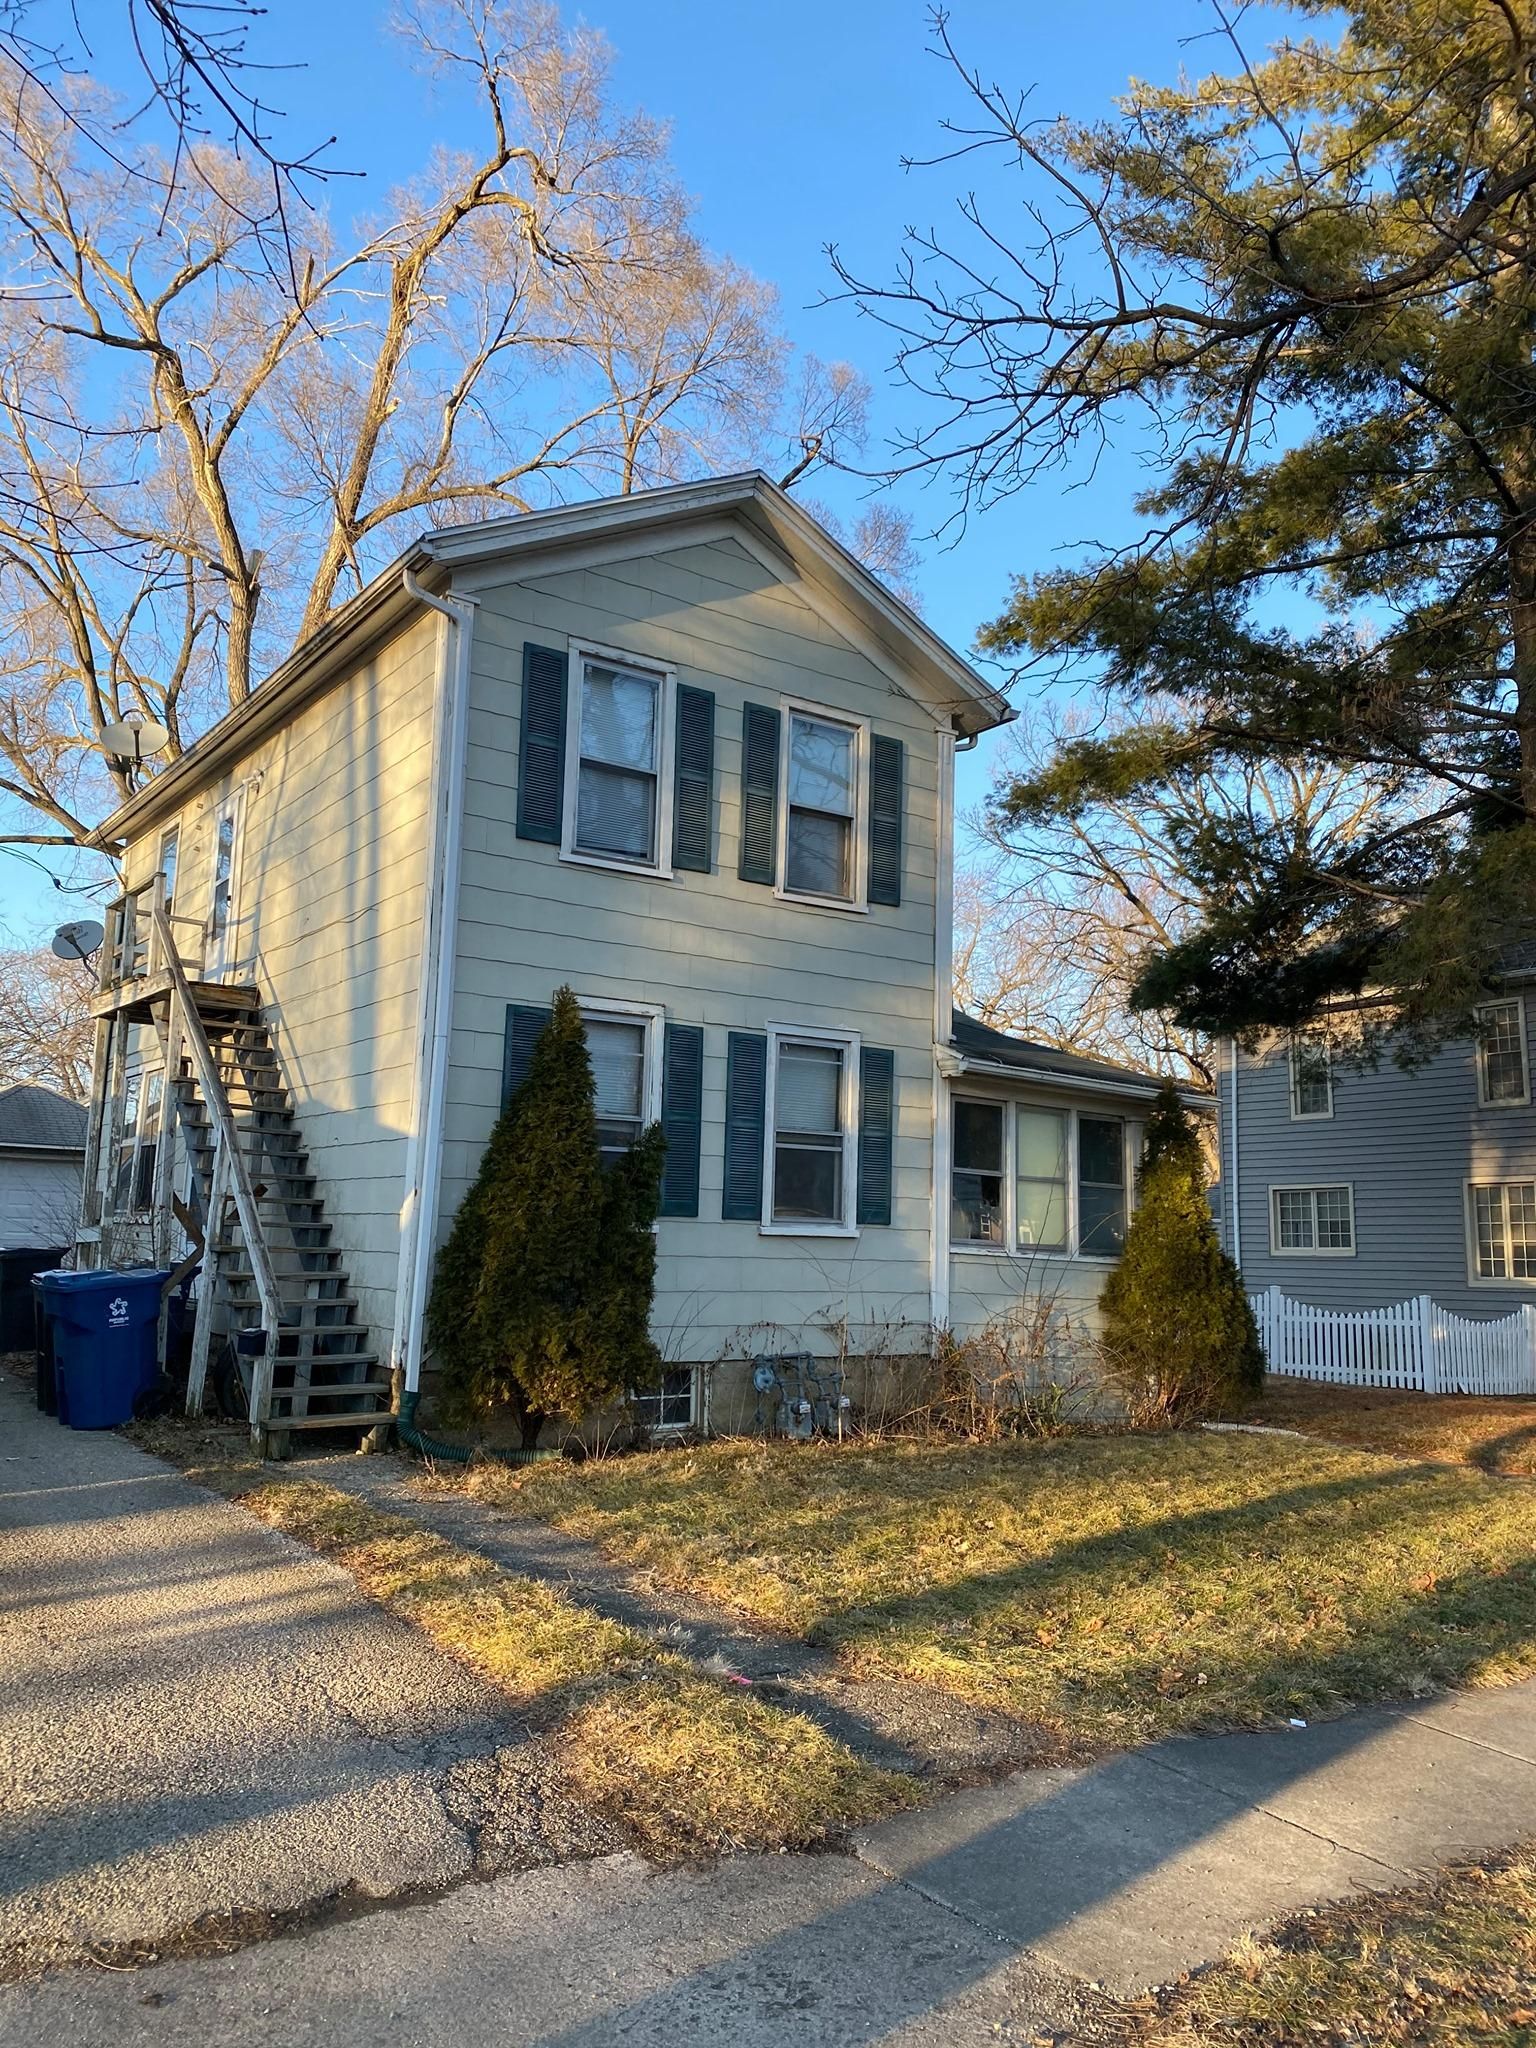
(0, 1084, 88, 1153)
(89, 473, 1013, 850)
(950, 1010, 1214, 1111)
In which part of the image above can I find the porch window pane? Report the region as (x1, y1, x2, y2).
(1077, 1115, 1126, 1255)
(952, 1100, 1004, 1245)
(1015, 1106, 1067, 1250)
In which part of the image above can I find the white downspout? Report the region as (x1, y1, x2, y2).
(1228, 1034, 1243, 1271)
(390, 569, 476, 1394)
(930, 726, 957, 1333)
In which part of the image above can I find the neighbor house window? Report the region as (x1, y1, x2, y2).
(780, 706, 865, 905)
(1470, 1181, 1536, 1280)
(1476, 1000, 1529, 1107)
(1289, 1038, 1332, 1119)
(949, 1099, 1123, 1257)
(566, 648, 672, 870)
(579, 1002, 661, 1167)
(1016, 1105, 1069, 1250)
(632, 1367, 696, 1431)
(952, 1101, 1005, 1245)
(1077, 1115, 1128, 1255)
(767, 1029, 855, 1229)
(1271, 1184, 1355, 1254)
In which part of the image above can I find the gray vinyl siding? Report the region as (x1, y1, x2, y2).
(1226, 1013, 1536, 1317)
(440, 534, 943, 1365)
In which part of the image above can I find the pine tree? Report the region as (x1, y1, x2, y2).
(1099, 1085, 1264, 1423)
(426, 987, 664, 1446)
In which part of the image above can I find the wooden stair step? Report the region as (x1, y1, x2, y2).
(265, 1411, 392, 1433)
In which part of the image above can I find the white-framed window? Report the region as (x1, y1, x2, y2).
(1270, 1184, 1355, 1255)
(950, 1097, 1127, 1259)
(577, 997, 663, 1166)
(763, 1024, 859, 1234)
(158, 825, 180, 916)
(1288, 1037, 1332, 1119)
(563, 642, 675, 875)
(632, 1366, 696, 1432)
(1468, 1181, 1536, 1281)
(110, 1064, 163, 1218)
(1476, 998, 1530, 1108)
(776, 701, 869, 909)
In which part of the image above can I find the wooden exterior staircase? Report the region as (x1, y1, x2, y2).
(86, 884, 393, 1456)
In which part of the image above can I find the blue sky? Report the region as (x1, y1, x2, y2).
(2, 0, 1223, 938)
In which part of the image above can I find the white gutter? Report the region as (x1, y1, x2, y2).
(1228, 1035, 1242, 1269)
(930, 727, 957, 1332)
(390, 570, 477, 1394)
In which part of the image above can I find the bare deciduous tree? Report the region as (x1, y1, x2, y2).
(0, 942, 97, 1098)
(0, 2, 889, 853)
(956, 711, 1400, 1085)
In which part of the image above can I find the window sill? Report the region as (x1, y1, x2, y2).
(771, 886, 869, 917)
(950, 1242, 1109, 1262)
(1269, 1247, 1357, 1259)
(558, 847, 677, 883)
(758, 1222, 860, 1239)
(1288, 1111, 1334, 1123)
(1477, 1097, 1531, 1111)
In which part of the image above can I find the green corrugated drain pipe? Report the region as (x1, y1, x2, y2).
(395, 1388, 561, 1467)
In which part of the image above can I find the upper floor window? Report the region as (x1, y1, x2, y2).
(565, 648, 673, 873)
(779, 706, 866, 906)
(766, 1028, 856, 1231)
(950, 1098, 1124, 1257)
(1476, 999, 1529, 1107)
(1271, 1183, 1355, 1255)
(1289, 1038, 1332, 1119)
(1470, 1180, 1536, 1280)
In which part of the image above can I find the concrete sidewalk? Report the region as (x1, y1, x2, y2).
(0, 1375, 616, 1982)
(5, 1385, 1536, 2044)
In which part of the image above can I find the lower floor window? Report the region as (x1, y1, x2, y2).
(110, 1065, 162, 1217)
(632, 1366, 695, 1430)
(1272, 1184, 1355, 1253)
(1471, 1181, 1536, 1279)
(585, 1014, 649, 1165)
(770, 1033, 852, 1226)
(950, 1097, 1126, 1256)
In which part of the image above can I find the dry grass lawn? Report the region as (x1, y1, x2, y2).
(1241, 1376, 1536, 1477)
(457, 1429, 1536, 1750)
(192, 1467, 910, 1860)
(1114, 1845, 1536, 2048)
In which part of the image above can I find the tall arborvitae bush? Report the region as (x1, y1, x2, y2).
(1098, 1082, 1263, 1424)
(427, 986, 664, 1446)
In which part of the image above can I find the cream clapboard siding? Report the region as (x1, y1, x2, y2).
(946, 1079, 1145, 1343)
(441, 534, 943, 1362)
(117, 612, 441, 1339)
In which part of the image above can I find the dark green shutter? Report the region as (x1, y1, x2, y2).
(658, 1023, 704, 1217)
(738, 703, 780, 884)
(856, 1045, 896, 1226)
(722, 1030, 768, 1219)
(501, 1003, 551, 1110)
(868, 735, 904, 908)
(515, 644, 568, 843)
(672, 686, 715, 873)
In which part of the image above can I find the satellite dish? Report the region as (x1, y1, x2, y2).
(52, 919, 105, 962)
(101, 718, 169, 765)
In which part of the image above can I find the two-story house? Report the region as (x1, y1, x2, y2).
(78, 474, 1204, 1452)
(1220, 968, 1536, 1319)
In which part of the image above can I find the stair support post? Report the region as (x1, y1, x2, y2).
(152, 901, 286, 1451)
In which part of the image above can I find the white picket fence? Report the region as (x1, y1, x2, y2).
(1251, 1286, 1536, 1397)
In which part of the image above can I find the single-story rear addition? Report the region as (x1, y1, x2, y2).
(77, 474, 1210, 1450)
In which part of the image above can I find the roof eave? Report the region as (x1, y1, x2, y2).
(951, 1052, 1215, 1112)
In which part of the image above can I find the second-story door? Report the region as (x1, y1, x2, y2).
(206, 791, 244, 979)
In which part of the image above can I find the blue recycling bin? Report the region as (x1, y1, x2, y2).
(33, 1268, 171, 1429)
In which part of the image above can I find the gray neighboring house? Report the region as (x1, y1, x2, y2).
(0, 1085, 87, 1248)
(1220, 968, 1536, 1317)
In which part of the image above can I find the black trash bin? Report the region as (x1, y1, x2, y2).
(0, 1245, 67, 1352)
